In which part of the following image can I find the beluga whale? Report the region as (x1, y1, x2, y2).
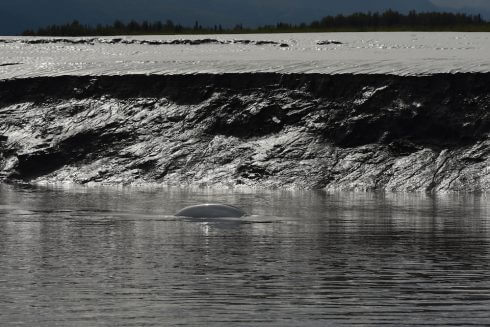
(175, 204, 246, 218)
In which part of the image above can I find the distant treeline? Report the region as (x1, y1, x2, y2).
(22, 10, 490, 36)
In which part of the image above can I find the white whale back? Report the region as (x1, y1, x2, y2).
(175, 204, 246, 218)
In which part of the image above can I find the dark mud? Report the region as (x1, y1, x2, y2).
(0, 73, 488, 191)
(0, 38, 289, 47)
(317, 40, 343, 45)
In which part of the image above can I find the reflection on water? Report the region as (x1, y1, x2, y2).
(0, 184, 489, 326)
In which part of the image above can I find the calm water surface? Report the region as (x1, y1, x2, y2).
(0, 185, 489, 326)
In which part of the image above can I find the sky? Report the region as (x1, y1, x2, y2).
(1, 0, 489, 35)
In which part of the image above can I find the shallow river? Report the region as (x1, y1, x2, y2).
(0, 184, 489, 326)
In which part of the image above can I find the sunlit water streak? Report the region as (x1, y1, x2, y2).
(0, 184, 489, 326)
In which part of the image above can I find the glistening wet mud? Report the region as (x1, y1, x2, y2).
(0, 73, 488, 191)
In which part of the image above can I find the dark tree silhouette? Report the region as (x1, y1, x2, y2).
(22, 10, 490, 36)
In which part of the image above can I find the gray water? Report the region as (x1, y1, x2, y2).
(0, 185, 489, 326)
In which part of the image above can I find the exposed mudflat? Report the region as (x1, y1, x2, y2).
(0, 73, 488, 191)
(0, 33, 488, 191)
(0, 32, 489, 77)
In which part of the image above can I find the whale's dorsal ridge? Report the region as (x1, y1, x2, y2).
(175, 203, 246, 218)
